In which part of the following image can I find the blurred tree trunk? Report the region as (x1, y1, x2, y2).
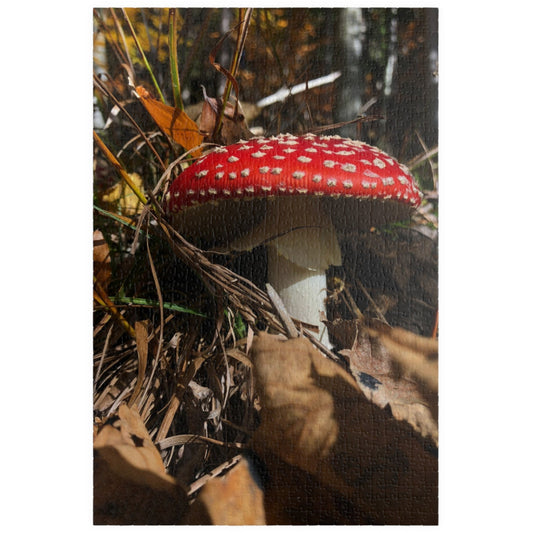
(385, 8, 438, 161)
(332, 8, 437, 168)
(334, 8, 366, 139)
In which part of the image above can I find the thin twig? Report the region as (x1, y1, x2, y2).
(265, 283, 298, 338)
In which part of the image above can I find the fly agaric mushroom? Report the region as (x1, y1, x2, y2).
(165, 133, 422, 348)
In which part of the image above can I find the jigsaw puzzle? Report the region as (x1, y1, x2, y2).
(93, 7, 438, 524)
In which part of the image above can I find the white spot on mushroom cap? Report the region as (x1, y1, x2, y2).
(251, 151, 266, 158)
(271, 167, 283, 175)
(259, 166, 269, 174)
(373, 158, 386, 169)
(342, 180, 353, 189)
(228, 172, 237, 180)
(327, 178, 337, 187)
(363, 169, 380, 178)
(297, 156, 312, 163)
(323, 160, 336, 168)
(241, 169, 250, 177)
(195, 170, 208, 178)
(292, 171, 305, 179)
(341, 163, 357, 173)
(227, 156, 239, 163)
(215, 171, 224, 179)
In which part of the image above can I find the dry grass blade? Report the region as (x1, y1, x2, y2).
(93, 131, 148, 206)
(93, 74, 166, 170)
(127, 320, 150, 408)
(93, 276, 136, 338)
(137, 233, 165, 409)
(158, 434, 246, 450)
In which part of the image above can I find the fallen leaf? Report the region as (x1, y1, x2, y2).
(135, 85, 204, 155)
(93, 230, 111, 292)
(365, 319, 438, 391)
(339, 318, 438, 444)
(93, 404, 187, 525)
(251, 332, 437, 525)
(186, 456, 266, 525)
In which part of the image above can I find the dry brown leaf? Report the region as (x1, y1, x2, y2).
(251, 332, 437, 525)
(93, 230, 111, 292)
(365, 319, 438, 391)
(323, 316, 359, 350)
(198, 92, 252, 145)
(339, 319, 438, 445)
(135, 85, 204, 155)
(186, 457, 266, 525)
(93, 404, 187, 525)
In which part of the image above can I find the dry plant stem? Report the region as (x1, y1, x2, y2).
(94, 322, 114, 391)
(341, 285, 364, 319)
(414, 131, 438, 189)
(93, 276, 136, 338)
(265, 283, 298, 338)
(138, 231, 165, 408)
(93, 74, 166, 169)
(187, 454, 243, 496)
(354, 278, 389, 324)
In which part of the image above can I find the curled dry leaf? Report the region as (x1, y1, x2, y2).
(198, 91, 252, 145)
(186, 456, 266, 525)
(339, 318, 438, 445)
(93, 404, 187, 525)
(250, 332, 437, 525)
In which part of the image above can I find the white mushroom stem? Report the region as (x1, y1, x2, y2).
(267, 243, 332, 347)
(230, 197, 342, 349)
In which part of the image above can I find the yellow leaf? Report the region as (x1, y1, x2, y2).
(101, 171, 144, 216)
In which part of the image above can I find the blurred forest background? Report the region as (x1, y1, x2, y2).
(94, 7, 437, 186)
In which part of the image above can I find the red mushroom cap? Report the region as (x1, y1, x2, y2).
(166, 133, 422, 212)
